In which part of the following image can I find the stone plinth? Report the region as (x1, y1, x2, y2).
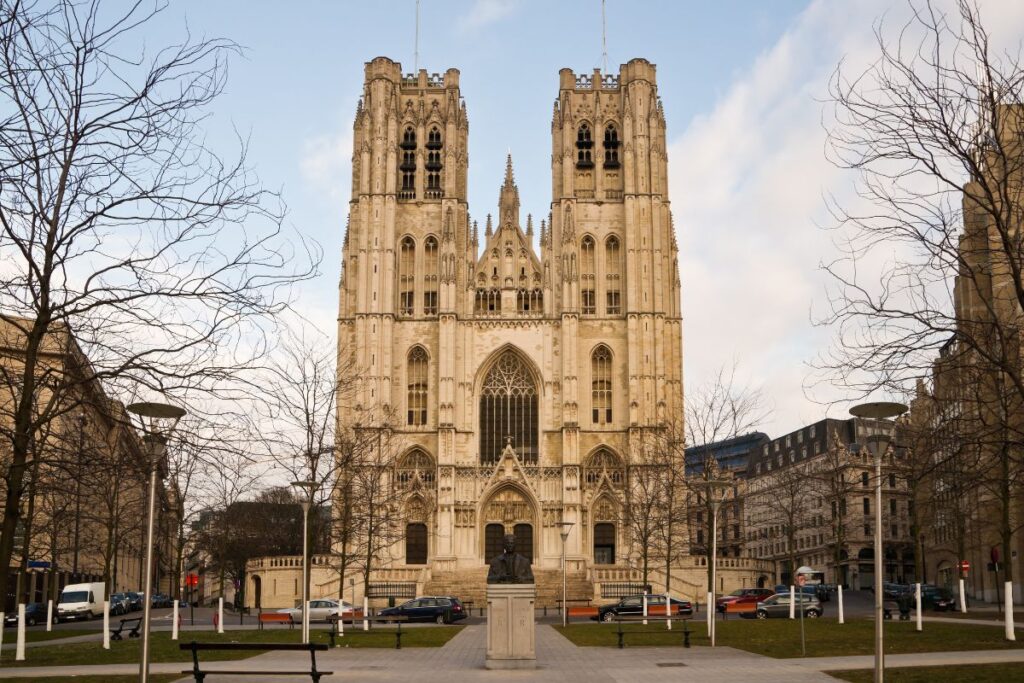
(485, 584, 535, 669)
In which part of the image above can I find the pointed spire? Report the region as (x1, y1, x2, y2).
(485, 214, 493, 238)
(498, 154, 520, 229)
(539, 219, 548, 248)
(503, 153, 515, 188)
(472, 219, 479, 246)
(526, 214, 534, 239)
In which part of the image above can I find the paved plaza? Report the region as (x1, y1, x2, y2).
(1, 623, 1022, 682)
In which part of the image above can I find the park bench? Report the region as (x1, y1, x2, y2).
(613, 615, 691, 649)
(724, 602, 757, 617)
(257, 612, 294, 630)
(109, 616, 142, 640)
(179, 641, 331, 682)
(327, 614, 408, 649)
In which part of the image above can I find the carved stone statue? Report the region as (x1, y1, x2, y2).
(486, 533, 534, 584)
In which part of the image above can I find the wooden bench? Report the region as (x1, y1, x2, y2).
(110, 617, 142, 640)
(179, 641, 331, 682)
(567, 606, 599, 620)
(327, 615, 408, 649)
(614, 615, 691, 649)
(257, 612, 294, 630)
(724, 602, 757, 617)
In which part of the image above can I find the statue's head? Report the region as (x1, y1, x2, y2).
(503, 533, 516, 553)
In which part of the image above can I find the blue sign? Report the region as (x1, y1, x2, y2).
(27, 560, 51, 569)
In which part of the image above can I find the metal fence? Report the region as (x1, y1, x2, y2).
(367, 581, 417, 599)
(600, 582, 651, 598)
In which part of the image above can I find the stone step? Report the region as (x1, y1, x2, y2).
(424, 567, 593, 608)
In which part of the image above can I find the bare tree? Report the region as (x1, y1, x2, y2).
(0, 0, 316, 605)
(819, 0, 1024, 587)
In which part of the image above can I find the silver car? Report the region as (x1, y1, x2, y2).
(755, 593, 822, 619)
(276, 599, 355, 622)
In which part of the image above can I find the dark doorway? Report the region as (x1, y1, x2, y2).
(513, 523, 533, 563)
(251, 575, 262, 609)
(594, 523, 616, 564)
(485, 524, 505, 563)
(406, 523, 428, 565)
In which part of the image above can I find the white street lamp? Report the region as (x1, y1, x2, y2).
(127, 401, 186, 683)
(850, 401, 907, 683)
(702, 478, 731, 647)
(291, 480, 318, 644)
(557, 522, 574, 627)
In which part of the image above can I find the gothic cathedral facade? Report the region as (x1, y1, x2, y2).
(337, 57, 682, 583)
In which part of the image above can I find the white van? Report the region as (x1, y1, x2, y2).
(56, 582, 105, 621)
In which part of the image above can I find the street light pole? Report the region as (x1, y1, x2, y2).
(292, 481, 318, 645)
(557, 522, 574, 627)
(703, 478, 730, 647)
(128, 402, 186, 683)
(850, 401, 907, 683)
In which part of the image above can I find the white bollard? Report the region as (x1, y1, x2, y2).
(665, 592, 672, 630)
(16, 604, 26, 661)
(705, 591, 713, 632)
(304, 600, 311, 643)
(363, 597, 369, 631)
(102, 600, 110, 650)
(46, 600, 52, 632)
(915, 583, 922, 632)
(1005, 581, 1016, 642)
(338, 608, 345, 637)
(959, 578, 967, 613)
(838, 585, 845, 624)
(642, 594, 648, 625)
(172, 600, 179, 641)
(218, 597, 224, 634)
(789, 586, 796, 619)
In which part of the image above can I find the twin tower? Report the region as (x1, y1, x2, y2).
(337, 56, 683, 577)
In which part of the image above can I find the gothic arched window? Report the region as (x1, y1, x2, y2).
(605, 235, 621, 314)
(407, 346, 428, 426)
(423, 236, 438, 315)
(603, 124, 620, 168)
(397, 449, 435, 486)
(584, 448, 624, 487)
(425, 127, 443, 197)
(399, 236, 416, 316)
(400, 127, 417, 198)
(591, 345, 612, 424)
(581, 236, 596, 314)
(576, 123, 594, 168)
(480, 352, 538, 465)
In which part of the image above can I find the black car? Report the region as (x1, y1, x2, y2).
(110, 592, 131, 615)
(150, 593, 172, 608)
(4, 603, 47, 627)
(921, 585, 956, 611)
(595, 594, 694, 622)
(126, 592, 143, 611)
(377, 596, 467, 624)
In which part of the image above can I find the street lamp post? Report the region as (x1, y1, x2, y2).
(127, 401, 186, 683)
(557, 522, 574, 627)
(850, 401, 907, 683)
(703, 478, 731, 647)
(292, 480, 318, 645)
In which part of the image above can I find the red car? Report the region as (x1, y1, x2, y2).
(716, 588, 774, 614)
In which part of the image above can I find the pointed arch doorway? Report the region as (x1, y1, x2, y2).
(480, 486, 536, 564)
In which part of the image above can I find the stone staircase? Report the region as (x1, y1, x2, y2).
(423, 567, 594, 609)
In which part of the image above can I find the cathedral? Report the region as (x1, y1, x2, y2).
(334, 55, 682, 602)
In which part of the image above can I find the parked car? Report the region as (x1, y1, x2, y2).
(921, 585, 955, 611)
(277, 599, 356, 623)
(56, 582, 105, 622)
(752, 593, 822, 619)
(377, 596, 467, 624)
(126, 592, 144, 611)
(150, 593, 173, 608)
(716, 588, 774, 613)
(110, 593, 132, 615)
(595, 594, 694, 622)
(4, 603, 47, 627)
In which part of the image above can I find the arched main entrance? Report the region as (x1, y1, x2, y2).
(479, 486, 537, 563)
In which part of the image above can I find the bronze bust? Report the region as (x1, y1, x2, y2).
(486, 533, 534, 584)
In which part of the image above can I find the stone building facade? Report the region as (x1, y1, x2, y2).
(334, 55, 682, 601)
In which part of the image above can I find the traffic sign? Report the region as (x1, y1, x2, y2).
(796, 574, 806, 587)
(186, 573, 199, 587)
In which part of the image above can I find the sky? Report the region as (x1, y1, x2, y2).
(148, 0, 1024, 439)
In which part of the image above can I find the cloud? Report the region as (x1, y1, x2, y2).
(299, 116, 354, 201)
(670, 0, 1024, 436)
(456, 0, 519, 33)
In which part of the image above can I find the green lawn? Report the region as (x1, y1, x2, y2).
(1, 625, 463, 667)
(554, 619, 1024, 658)
(1, 677, 179, 683)
(7, 629, 103, 644)
(828, 663, 1024, 682)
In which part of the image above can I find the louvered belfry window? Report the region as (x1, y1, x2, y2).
(480, 352, 538, 465)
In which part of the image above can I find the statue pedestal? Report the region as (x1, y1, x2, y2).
(485, 584, 536, 669)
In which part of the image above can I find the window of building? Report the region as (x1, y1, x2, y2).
(399, 236, 415, 315)
(399, 127, 416, 198)
(890, 524, 898, 538)
(407, 346, 428, 426)
(475, 288, 501, 313)
(861, 472, 869, 487)
(425, 127, 443, 197)
(581, 236, 595, 314)
(863, 498, 870, 514)
(603, 124, 620, 168)
(423, 236, 438, 315)
(576, 123, 594, 168)
(890, 499, 897, 515)
(605, 235, 621, 314)
(397, 449, 435, 486)
(584, 449, 624, 486)
(888, 473, 896, 488)
(591, 345, 613, 424)
(479, 351, 538, 464)
(864, 523, 871, 536)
